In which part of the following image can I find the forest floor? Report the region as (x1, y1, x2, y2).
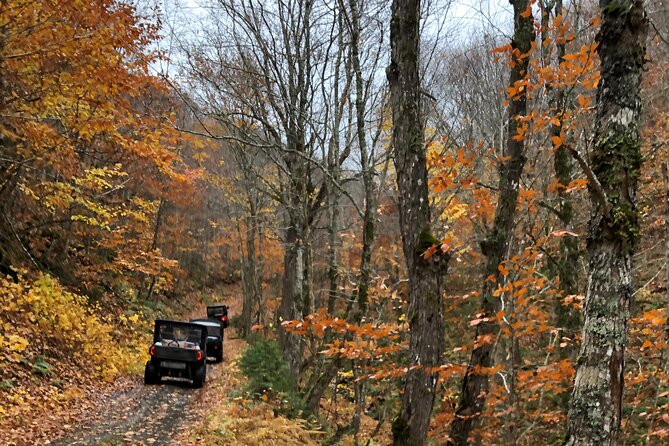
(41, 338, 246, 446)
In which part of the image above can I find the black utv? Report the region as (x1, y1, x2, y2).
(144, 320, 207, 388)
(206, 305, 229, 329)
(190, 319, 224, 363)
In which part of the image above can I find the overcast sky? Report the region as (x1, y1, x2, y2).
(135, 0, 513, 78)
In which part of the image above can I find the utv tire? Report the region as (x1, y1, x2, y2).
(192, 363, 206, 388)
(144, 361, 160, 385)
(216, 351, 223, 363)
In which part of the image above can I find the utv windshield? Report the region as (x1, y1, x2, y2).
(207, 305, 227, 318)
(155, 322, 204, 349)
(190, 320, 221, 338)
(204, 324, 220, 338)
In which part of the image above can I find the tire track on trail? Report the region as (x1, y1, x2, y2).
(46, 362, 218, 446)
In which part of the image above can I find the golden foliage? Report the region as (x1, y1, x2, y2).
(0, 272, 150, 420)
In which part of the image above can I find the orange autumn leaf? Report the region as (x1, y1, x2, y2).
(641, 339, 654, 350)
(577, 94, 592, 109)
(550, 229, 579, 238)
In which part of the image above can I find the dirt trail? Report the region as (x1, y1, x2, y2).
(45, 362, 219, 446)
(38, 288, 243, 446)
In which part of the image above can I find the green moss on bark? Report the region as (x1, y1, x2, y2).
(415, 228, 439, 257)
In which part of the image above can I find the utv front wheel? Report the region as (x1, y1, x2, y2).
(192, 363, 206, 388)
(144, 361, 160, 385)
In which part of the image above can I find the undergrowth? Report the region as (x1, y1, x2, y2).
(238, 337, 304, 418)
(0, 272, 151, 421)
(188, 336, 322, 446)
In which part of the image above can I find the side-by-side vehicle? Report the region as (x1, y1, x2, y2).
(206, 304, 229, 329)
(190, 319, 224, 363)
(144, 320, 207, 388)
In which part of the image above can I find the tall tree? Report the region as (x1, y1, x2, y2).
(542, 0, 582, 339)
(387, 0, 450, 444)
(183, 0, 343, 378)
(0, 0, 190, 293)
(564, 0, 647, 444)
(449, 0, 534, 443)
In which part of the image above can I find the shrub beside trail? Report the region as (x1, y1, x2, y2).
(0, 272, 150, 422)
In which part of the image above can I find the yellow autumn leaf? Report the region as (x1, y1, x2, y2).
(8, 334, 28, 352)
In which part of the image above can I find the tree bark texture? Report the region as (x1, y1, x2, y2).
(663, 163, 669, 373)
(326, 170, 341, 315)
(279, 219, 306, 380)
(565, 0, 647, 444)
(449, 0, 533, 443)
(387, 1, 450, 445)
(241, 214, 261, 338)
(145, 198, 165, 301)
(238, 221, 252, 338)
(349, 0, 375, 322)
(550, 0, 581, 339)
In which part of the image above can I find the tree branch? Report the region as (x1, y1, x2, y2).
(566, 145, 610, 219)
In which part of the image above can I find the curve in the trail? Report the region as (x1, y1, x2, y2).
(46, 364, 215, 446)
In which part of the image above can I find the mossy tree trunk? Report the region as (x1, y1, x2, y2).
(240, 211, 262, 338)
(564, 0, 647, 444)
(449, 0, 533, 444)
(279, 210, 307, 380)
(387, 1, 450, 445)
(663, 163, 669, 373)
(549, 0, 582, 344)
(279, 132, 310, 379)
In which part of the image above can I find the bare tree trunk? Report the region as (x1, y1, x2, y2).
(237, 220, 251, 333)
(303, 224, 314, 317)
(326, 183, 341, 315)
(663, 162, 669, 374)
(504, 268, 522, 445)
(348, 0, 374, 322)
(203, 0, 336, 382)
(449, 1, 533, 443)
(546, 0, 581, 345)
(304, 362, 339, 416)
(306, 0, 383, 417)
(276, 0, 314, 378)
(240, 215, 258, 338)
(279, 218, 306, 380)
(564, 0, 647, 444)
(145, 198, 165, 301)
(387, 1, 450, 444)
(352, 360, 366, 445)
(255, 219, 265, 327)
